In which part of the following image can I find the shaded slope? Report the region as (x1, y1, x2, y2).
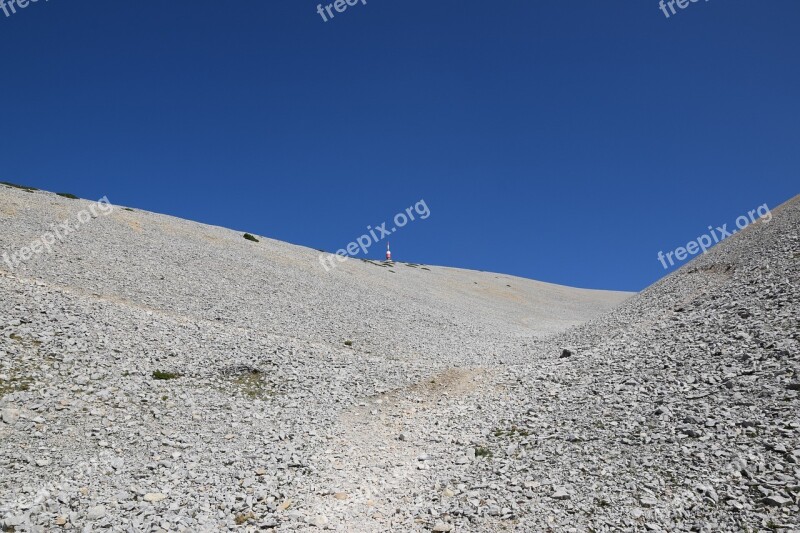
(440, 195, 799, 531)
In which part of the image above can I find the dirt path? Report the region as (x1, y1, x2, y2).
(300, 367, 491, 531)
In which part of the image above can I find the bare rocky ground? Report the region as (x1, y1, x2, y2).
(0, 184, 797, 532)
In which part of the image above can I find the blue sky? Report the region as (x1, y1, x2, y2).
(1, 1, 797, 291)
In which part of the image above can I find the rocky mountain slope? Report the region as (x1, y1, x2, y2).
(1, 185, 797, 532)
(383, 195, 799, 532)
(0, 184, 627, 532)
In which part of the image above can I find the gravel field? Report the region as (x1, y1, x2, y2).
(1, 185, 797, 532)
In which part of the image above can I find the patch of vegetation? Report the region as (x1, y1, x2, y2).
(123, 207, 134, 212)
(56, 192, 79, 200)
(594, 496, 611, 508)
(0, 374, 34, 398)
(2, 342, 50, 399)
(8, 333, 41, 347)
(1, 181, 38, 192)
(221, 365, 272, 399)
(421, 267, 431, 271)
(152, 370, 181, 380)
(475, 446, 493, 458)
(344, 340, 353, 346)
(493, 426, 531, 438)
(234, 372, 270, 399)
(243, 233, 259, 242)
(234, 511, 256, 525)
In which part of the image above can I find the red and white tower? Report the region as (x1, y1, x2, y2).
(386, 241, 392, 261)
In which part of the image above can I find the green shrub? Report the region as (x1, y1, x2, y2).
(152, 370, 181, 380)
(344, 340, 353, 346)
(243, 233, 259, 242)
(475, 446, 492, 458)
(1, 181, 38, 192)
(56, 192, 79, 199)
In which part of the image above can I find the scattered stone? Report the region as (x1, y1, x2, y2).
(2, 408, 20, 425)
(86, 506, 106, 520)
(309, 515, 329, 528)
(277, 499, 293, 511)
(762, 495, 792, 507)
(640, 497, 658, 508)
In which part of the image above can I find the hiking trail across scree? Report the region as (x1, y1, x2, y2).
(297, 367, 501, 531)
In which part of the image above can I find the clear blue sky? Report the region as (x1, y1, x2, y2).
(1, 1, 797, 291)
